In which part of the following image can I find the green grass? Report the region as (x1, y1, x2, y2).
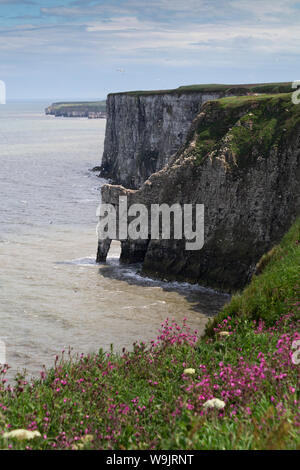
(0, 309, 298, 450)
(110, 82, 292, 97)
(192, 93, 300, 164)
(206, 218, 300, 335)
(49, 101, 106, 109)
(218, 92, 291, 107)
(46, 101, 106, 114)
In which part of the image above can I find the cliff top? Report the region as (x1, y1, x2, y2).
(191, 92, 300, 166)
(108, 82, 292, 97)
(48, 100, 106, 107)
(46, 100, 106, 112)
(221, 92, 300, 150)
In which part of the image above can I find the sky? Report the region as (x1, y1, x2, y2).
(0, 0, 300, 100)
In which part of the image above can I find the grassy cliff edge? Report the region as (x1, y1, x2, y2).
(206, 217, 300, 335)
(110, 82, 292, 97)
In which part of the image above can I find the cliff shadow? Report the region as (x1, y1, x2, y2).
(97, 260, 230, 318)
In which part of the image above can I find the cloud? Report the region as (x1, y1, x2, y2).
(40, 6, 82, 18)
(80, 13, 300, 57)
(230, 0, 297, 17)
(86, 16, 155, 32)
(1, 12, 299, 66)
(0, 0, 35, 4)
(1, 0, 300, 98)
(38, 0, 300, 25)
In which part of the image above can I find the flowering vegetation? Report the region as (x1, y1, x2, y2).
(0, 310, 299, 450)
(0, 219, 299, 450)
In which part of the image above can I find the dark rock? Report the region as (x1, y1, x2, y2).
(97, 95, 300, 292)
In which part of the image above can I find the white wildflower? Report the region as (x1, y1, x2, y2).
(183, 368, 196, 375)
(203, 398, 226, 410)
(218, 331, 230, 337)
(2, 429, 41, 440)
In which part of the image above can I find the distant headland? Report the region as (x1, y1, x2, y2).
(45, 101, 107, 118)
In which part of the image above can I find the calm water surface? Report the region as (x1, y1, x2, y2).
(0, 102, 229, 381)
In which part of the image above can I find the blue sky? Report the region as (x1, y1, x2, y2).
(0, 0, 300, 100)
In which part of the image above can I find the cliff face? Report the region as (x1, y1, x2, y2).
(100, 90, 240, 189)
(97, 93, 300, 291)
(100, 83, 293, 190)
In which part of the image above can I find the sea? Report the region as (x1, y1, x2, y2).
(0, 101, 229, 381)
